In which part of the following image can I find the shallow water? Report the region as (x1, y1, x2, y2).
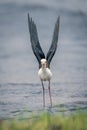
(0, 0, 87, 119)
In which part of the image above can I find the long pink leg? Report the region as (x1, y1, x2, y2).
(41, 81, 45, 107)
(48, 80, 52, 107)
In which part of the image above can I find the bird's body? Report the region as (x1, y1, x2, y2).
(28, 13, 60, 107)
(38, 67, 52, 81)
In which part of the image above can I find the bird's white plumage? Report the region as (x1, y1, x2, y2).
(38, 59, 52, 81)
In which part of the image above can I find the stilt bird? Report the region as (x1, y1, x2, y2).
(28, 14, 60, 107)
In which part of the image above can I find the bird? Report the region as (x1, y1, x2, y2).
(28, 13, 60, 107)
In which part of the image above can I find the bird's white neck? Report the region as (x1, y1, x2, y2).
(41, 64, 46, 70)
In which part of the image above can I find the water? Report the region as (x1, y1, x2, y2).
(0, 0, 87, 119)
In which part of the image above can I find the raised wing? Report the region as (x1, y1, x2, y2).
(28, 13, 45, 64)
(46, 16, 60, 65)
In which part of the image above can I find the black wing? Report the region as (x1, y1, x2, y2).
(46, 16, 60, 65)
(28, 13, 45, 64)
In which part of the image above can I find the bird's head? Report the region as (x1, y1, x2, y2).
(41, 59, 47, 68)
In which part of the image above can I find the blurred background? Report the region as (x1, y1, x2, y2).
(0, 0, 87, 119)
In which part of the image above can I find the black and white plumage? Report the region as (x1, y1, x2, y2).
(28, 13, 60, 107)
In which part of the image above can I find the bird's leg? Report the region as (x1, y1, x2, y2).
(41, 81, 45, 108)
(48, 80, 52, 107)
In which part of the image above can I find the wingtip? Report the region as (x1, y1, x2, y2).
(57, 16, 60, 24)
(28, 13, 30, 24)
(28, 13, 29, 19)
(55, 16, 60, 30)
(28, 13, 32, 22)
(28, 13, 32, 34)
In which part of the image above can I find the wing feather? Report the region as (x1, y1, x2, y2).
(28, 13, 45, 64)
(46, 16, 60, 65)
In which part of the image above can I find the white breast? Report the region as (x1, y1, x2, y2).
(38, 68, 52, 81)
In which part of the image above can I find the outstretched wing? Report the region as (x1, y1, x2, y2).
(28, 13, 45, 64)
(46, 16, 60, 65)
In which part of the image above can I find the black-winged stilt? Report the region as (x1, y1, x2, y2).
(28, 13, 60, 107)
